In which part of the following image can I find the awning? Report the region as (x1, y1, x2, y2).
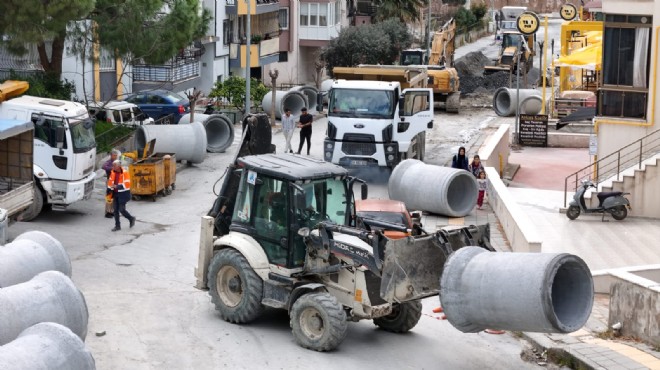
(557, 107, 596, 130)
(554, 42, 602, 71)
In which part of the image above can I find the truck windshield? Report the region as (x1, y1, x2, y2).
(69, 118, 96, 153)
(328, 89, 394, 119)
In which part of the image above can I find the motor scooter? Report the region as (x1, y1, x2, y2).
(566, 180, 631, 221)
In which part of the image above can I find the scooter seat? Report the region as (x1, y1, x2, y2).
(597, 191, 623, 201)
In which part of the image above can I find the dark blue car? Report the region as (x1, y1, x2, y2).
(123, 90, 190, 124)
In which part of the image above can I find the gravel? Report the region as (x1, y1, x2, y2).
(455, 51, 541, 95)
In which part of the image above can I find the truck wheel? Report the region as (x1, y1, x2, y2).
(566, 205, 580, 220)
(373, 301, 422, 333)
(18, 184, 44, 222)
(611, 205, 627, 221)
(207, 248, 264, 323)
(290, 292, 347, 351)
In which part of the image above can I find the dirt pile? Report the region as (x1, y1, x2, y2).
(455, 51, 541, 96)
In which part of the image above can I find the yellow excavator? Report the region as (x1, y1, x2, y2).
(484, 31, 535, 74)
(399, 18, 460, 113)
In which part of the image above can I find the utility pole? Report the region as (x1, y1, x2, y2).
(426, 0, 432, 64)
(245, 0, 251, 115)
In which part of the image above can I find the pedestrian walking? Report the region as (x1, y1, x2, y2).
(468, 154, 485, 178)
(107, 160, 136, 232)
(281, 107, 295, 153)
(451, 146, 469, 170)
(101, 149, 121, 218)
(476, 170, 488, 209)
(296, 107, 314, 155)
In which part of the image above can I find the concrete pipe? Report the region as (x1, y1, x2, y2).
(0, 271, 88, 345)
(0, 231, 71, 287)
(0, 322, 95, 370)
(321, 79, 334, 104)
(518, 94, 543, 115)
(440, 247, 594, 334)
(492, 87, 542, 117)
(289, 85, 319, 112)
(178, 113, 235, 153)
(261, 90, 307, 120)
(388, 159, 478, 217)
(135, 121, 207, 163)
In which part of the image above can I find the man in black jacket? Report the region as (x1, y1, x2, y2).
(296, 107, 314, 155)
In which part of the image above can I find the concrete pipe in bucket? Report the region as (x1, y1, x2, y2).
(179, 113, 234, 153)
(440, 247, 594, 333)
(492, 87, 542, 117)
(0, 271, 89, 345)
(388, 159, 478, 217)
(135, 121, 207, 163)
(289, 85, 319, 112)
(0, 322, 96, 370)
(261, 90, 307, 120)
(0, 231, 71, 288)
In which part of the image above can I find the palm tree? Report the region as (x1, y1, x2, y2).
(374, 0, 427, 23)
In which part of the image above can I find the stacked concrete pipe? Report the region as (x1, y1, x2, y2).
(261, 90, 307, 119)
(0, 322, 95, 370)
(178, 113, 235, 153)
(289, 85, 319, 113)
(492, 87, 543, 116)
(135, 121, 207, 163)
(388, 159, 478, 217)
(0, 230, 71, 287)
(0, 270, 89, 345)
(440, 247, 594, 333)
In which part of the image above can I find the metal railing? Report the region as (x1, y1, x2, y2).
(563, 128, 660, 207)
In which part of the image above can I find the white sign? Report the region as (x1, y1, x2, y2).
(589, 134, 598, 156)
(247, 170, 257, 185)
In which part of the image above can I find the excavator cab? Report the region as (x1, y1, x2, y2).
(400, 49, 427, 66)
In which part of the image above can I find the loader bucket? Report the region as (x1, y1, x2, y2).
(483, 65, 512, 74)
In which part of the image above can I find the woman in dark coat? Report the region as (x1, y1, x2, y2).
(451, 146, 469, 170)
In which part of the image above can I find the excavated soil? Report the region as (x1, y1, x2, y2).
(455, 51, 541, 96)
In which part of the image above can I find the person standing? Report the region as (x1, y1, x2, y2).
(101, 149, 121, 218)
(468, 154, 485, 178)
(296, 107, 313, 155)
(476, 170, 488, 209)
(107, 160, 136, 231)
(281, 108, 295, 153)
(451, 146, 469, 170)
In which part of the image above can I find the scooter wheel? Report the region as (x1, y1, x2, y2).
(566, 205, 580, 220)
(611, 205, 627, 221)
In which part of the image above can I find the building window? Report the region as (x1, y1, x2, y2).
(599, 14, 652, 119)
(223, 20, 230, 44)
(309, 4, 318, 26)
(279, 8, 289, 30)
(319, 3, 328, 26)
(335, 0, 340, 24)
(300, 4, 308, 26)
(301, 2, 333, 27)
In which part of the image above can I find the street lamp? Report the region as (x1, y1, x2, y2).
(245, 0, 252, 115)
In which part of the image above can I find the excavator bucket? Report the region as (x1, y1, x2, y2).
(483, 65, 513, 74)
(379, 224, 491, 302)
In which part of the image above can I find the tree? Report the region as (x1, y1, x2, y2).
(471, 3, 488, 21)
(455, 7, 477, 32)
(321, 21, 412, 75)
(0, 0, 95, 77)
(375, 0, 427, 23)
(208, 76, 269, 113)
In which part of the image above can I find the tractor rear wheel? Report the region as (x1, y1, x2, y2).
(207, 248, 264, 323)
(373, 301, 422, 333)
(290, 292, 347, 351)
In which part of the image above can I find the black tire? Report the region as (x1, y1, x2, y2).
(290, 292, 348, 352)
(566, 205, 580, 220)
(373, 301, 422, 333)
(207, 248, 264, 323)
(18, 183, 44, 222)
(160, 116, 172, 125)
(611, 205, 628, 221)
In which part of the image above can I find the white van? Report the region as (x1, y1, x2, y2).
(88, 101, 154, 126)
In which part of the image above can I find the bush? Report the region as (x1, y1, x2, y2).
(471, 3, 489, 21)
(209, 76, 269, 112)
(6, 71, 75, 101)
(455, 7, 478, 32)
(94, 121, 135, 154)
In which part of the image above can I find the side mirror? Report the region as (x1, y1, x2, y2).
(398, 96, 405, 116)
(56, 126, 65, 149)
(361, 183, 368, 200)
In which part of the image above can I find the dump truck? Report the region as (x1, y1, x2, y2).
(195, 113, 595, 352)
(0, 80, 97, 221)
(0, 119, 34, 221)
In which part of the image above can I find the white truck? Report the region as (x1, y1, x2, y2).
(323, 79, 433, 169)
(0, 81, 97, 221)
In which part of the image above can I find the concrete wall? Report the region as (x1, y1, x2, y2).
(478, 124, 510, 176)
(609, 280, 660, 347)
(547, 132, 589, 148)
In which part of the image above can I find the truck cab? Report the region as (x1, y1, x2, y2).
(324, 80, 433, 168)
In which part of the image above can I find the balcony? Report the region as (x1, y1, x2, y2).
(229, 37, 281, 68)
(226, 0, 279, 15)
(132, 45, 204, 91)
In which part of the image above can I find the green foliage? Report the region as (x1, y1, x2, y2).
(454, 7, 478, 32)
(442, 0, 466, 5)
(209, 76, 269, 112)
(471, 3, 489, 21)
(3, 72, 76, 101)
(94, 121, 136, 154)
(321, 20, 412, 74)
(375, 0, 426, 23)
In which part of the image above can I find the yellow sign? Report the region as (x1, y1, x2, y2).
(517, 12, 540, 35)
(560, 4, 577, 21)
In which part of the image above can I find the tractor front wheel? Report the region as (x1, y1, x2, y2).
(290, 292, 347, 352)
(373, 301, 422, 333)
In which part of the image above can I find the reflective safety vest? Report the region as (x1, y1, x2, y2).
(107, 169, 131, 193)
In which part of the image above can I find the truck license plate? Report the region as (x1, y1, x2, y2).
(350, 159, 368, 166)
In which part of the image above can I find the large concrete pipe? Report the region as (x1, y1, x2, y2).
(0, 271, 88, 345)
(492, 87, 542, 116)
(289, 85, 319, 112)
(0, 231, 71, 287)
(261, 90, 307, 120)
(135, 121, 207, 163)
(440, 247, 594, 333)
(321, 79, 334, 105)
(0, 322, 95, 370)
(518, 94, 543, 115)
(178, 113, 235, 153)
(388, 159, 478, 217)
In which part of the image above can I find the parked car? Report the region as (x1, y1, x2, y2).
(355, 199, 423, 239)
(87, 101, 154, 126)
(122, 90, 190, 124)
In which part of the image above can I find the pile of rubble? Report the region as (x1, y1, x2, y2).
(455, 51, 541, 96)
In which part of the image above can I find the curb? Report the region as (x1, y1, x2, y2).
(522, 332, 598, 370)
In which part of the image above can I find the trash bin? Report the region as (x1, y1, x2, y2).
(151, 152, 176, 194)
(129, 158, 165, 201)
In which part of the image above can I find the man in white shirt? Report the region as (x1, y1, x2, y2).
(281, 107, 296, 153)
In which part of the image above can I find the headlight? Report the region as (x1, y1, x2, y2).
(387, 154, 394, 161)
(325, 152, 332, 159)
(326, 143, 333, 149)
(386, 146, 394, 153)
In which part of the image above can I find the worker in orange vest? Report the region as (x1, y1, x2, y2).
(107, 160, 136, 231)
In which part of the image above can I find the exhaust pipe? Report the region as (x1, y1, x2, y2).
(0, 323, 95, 370)
(135, 121, 207, 164)
(389, 159, 478, 217)
(179, 113, 235, 153)
(440, 247, 594, 333)
(492, 87, 542, 117)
